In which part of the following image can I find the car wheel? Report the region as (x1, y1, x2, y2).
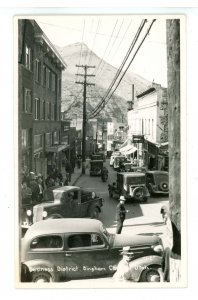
(159, 181, 169, 192)
(90, 207, 100, 219)
(139, 265, 161, 282)
(133, 187, 144, 201)
(143, 197, 148, 202)
(32, 271, 53, 283)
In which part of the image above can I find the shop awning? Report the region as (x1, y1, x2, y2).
(45, 144, 69, 153)
(125, 146, 137, 155)
(119, 144, 133, 153)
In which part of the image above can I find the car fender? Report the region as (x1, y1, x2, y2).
(128, 255, 162, 282)
(22, 259, 60, 282)
(88, 202, 102, 213)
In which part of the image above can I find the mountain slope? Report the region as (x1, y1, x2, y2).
(55, 43, 151, 122)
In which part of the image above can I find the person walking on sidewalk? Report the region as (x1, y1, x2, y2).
(115, 196, 129, 234)
(65, 158, 72, 182)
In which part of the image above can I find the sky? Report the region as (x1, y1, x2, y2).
(35, 15, 168, 87)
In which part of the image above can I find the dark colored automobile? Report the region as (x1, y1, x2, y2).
(21, 218, 163, 282)
(119, 163, 147, 173)
(146, 171, 169, 196)
(113, 156, 128, 170)
(108, 172, 150, 202)
(31, 186, 104, 225)
(90, 160, 103, 176)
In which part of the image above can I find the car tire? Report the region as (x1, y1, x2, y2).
(159, 181, 169, 192)
(139, 265, 161, 282)
(133, 187, 144, 201)
(32, 271, 53, 283)
(143, 197, 148, 202)
(89, 207, 100, 219)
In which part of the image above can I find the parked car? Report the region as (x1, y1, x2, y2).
(90, 160, 103, 176)
(31, 186, 104, 226)
(146, 171, 169, 196)
(108, 172, 150, 202)
(21, 218, 163, 282)
(113, 156, 129, 170)
(109, 151, 121, 166)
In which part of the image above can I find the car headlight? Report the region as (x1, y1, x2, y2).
(26, 210, 32, 216)
(42, 211, 48, 218)
(152, 244, 163, 253)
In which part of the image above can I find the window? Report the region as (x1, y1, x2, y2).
(46, 68, 51, 89)
(42, 100, 45, 120)
(35, 59, 41, 82)
(51, 104, 54, 120)
(25, 45, 33, 71)
(45, 133, 52, 147)
(53, 131, 59, 145)
(51, 73, 56, 92)
(34, 134, 43, 150)
(68, 234, 104, 249)
(43, 66, 47, 87)
(34, 98, 40, 120)
(22, 129, 32, 149)
(30, 235, 63, 249)
(23, 89, 32, 113)
(46, 102, 50, 120)
(148, 119, 150, 134)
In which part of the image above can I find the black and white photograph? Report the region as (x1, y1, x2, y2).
(16, 14, 186, 288)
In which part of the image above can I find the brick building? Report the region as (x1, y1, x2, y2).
(18, 19, 67, 178)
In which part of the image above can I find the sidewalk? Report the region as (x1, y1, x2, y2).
(61, 165, 82, 186)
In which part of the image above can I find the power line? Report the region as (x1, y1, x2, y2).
(89, 19, 156, 119)
(95, 18, 125, 82)
(93, 19, 119, 77)
(88, 19, 147, 118)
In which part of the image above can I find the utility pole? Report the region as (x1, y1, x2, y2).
(76, 65, 95, 174)
(167, 19, 181, 282)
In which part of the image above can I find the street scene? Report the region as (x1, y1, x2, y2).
(18, 15, 182, 286)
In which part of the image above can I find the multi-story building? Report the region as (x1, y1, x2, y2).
(18, 19, 67, 178)
(127, 83, 168, 169)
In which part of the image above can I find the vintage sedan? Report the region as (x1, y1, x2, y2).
(21, 218, 163, 283)
(31, 186, 104, 226)
(146, 171, 169, 196)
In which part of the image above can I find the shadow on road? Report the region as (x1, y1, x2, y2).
(122, 221, 164, 227)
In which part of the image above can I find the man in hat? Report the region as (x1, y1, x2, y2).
(115, 195, 129, 234)
(113, 246, 134, 281)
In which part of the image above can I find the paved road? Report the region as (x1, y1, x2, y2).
(76, 159, 169, 238)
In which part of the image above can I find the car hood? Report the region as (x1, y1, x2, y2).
(111, 233, 160, 248)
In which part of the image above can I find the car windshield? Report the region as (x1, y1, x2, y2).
(126, 175, 146, 184)
(53, 190, 63, 200)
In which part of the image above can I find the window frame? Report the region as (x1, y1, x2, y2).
(30, 234, 64, 251)
(25, 45, 33, 71)
(67, 233, 106, 250)
(23, 88, 32, 113)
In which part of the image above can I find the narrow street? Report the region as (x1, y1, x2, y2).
(75, 159, 169, 238)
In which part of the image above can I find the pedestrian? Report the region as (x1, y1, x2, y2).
(21, 180, 32, 205)
(28, 172, 40, 203)
(43, 178, 55, 202)
(37, 174, 44, 202)
(160, 205, 181, 282)
(115, 196, 129, 234)
(65, 158, 72, 182)
(113, 246, 134, 282)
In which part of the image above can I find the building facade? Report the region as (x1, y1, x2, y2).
(18, 19, 67, 178)
(127, 83, 168, 169)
